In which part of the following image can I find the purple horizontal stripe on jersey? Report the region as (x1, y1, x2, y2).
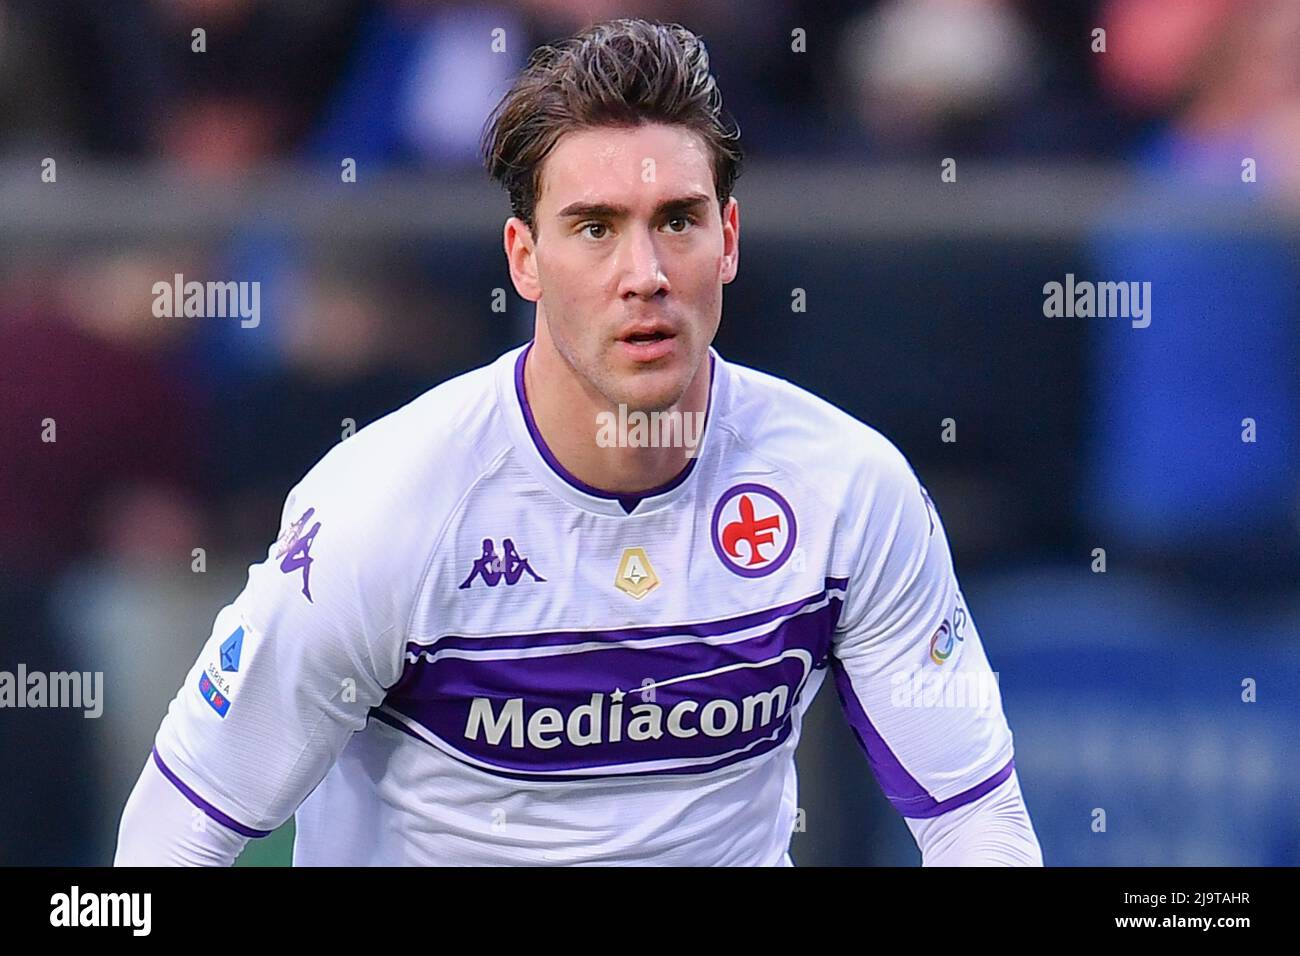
(829, 659, 1016, 818)
(151, 747, 272, 838)
(381, 601, 838, 776)
(370, 707, 799, 783)
(409, 578, 849, 656)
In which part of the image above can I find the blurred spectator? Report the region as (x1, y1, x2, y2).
(1, 254, 208, 576)
(832, 0, 1141, 156)
(310, 1, 527, 167)
(839, 0, 1041, 147)
(2, 0, 366, 167)
(0, 251, 209, 863)
(202, 245, 499, 541)
(1085, 0, 1300, 593)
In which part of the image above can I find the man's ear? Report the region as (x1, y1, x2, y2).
(720, 197, 740, 284)
(504, 217, 542, 302)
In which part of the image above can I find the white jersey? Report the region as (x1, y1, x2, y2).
(150, 341, 1017, 865)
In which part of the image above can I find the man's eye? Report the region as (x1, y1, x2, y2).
(664, 216, 695, 233)
(581, 222, 608, 239)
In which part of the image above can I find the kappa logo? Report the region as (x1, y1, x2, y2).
(711, 484, 797, 578)
(913, 471, 938, 536)
(277, 507, 321, 603)
(459, 538, 546, 589)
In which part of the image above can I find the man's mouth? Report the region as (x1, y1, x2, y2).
(617, 324, 677, 360)
(619, 321, 675, 344)
(624, 330, 671, 343)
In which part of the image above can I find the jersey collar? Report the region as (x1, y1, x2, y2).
(497, 340, 723, 517)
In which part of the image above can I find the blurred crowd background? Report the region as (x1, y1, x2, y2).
(2, 0, 1297, 866)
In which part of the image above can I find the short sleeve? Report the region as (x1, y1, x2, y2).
(151, 459, 412, 836)
(830, 447, 1015, 819)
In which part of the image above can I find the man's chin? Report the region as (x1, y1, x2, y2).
(611, 390, 684, 415)
(607, 374, 691, 414)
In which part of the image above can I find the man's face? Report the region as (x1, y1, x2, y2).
(509, 122, 739, 412)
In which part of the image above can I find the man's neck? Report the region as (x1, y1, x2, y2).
(522, 334, 711, 495)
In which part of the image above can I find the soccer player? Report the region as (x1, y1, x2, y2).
(115, 18, 1042, 866)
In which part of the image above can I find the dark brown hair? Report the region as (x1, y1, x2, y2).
(482, 18, 743, 235)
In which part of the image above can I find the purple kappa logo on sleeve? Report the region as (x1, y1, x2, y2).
(276, 507, 322, 602)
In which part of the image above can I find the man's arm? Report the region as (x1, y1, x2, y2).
(114, 443, 416, 866)
(904, 768, 1042, 866)
(830, 442, 1042, 865)
(115, 752, 249, 866)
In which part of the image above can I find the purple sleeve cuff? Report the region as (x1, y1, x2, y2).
(902, 757, 1017, 819)
(831, 655, 1016, 818)
(151, 747, 273, 839)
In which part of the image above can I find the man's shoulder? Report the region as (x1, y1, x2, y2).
(719, 357, 918, 503)
(282, 354, 515, 533)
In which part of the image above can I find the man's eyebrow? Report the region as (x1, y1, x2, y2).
(556, 194, 713, 220)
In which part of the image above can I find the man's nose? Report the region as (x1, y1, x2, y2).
(617, 227, 669, 299)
